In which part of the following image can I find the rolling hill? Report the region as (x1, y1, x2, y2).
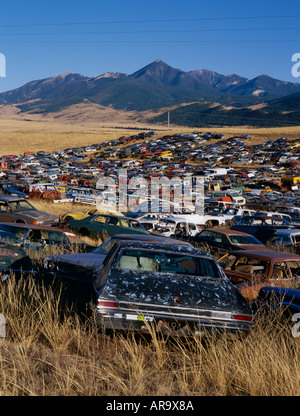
(1, 59, 300, 127)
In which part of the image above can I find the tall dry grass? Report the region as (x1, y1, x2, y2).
(0, 274, 299, 396)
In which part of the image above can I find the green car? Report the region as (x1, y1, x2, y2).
(69, 214, 149, 240)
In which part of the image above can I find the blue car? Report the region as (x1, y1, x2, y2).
(256, 286, 300, 315)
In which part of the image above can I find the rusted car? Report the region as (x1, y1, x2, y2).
(219, 249, 300, 297)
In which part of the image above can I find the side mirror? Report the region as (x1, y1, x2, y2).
(218, 262, 227, 269)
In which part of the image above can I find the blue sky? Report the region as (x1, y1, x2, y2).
(0, 0, 300, 92)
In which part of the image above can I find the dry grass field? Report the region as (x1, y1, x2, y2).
(1, 103, 300, 155)
(0, 274, 299, 397)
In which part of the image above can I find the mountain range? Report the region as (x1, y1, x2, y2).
(1, 59, 300, 127)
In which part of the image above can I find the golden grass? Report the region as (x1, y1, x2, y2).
(0, 114, 300, 156)
(0, 274, 299, 396)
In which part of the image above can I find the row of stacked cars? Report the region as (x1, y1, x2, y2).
(0, 130, 300, 338)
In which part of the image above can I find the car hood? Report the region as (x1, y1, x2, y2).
(18, 210, 58, 221)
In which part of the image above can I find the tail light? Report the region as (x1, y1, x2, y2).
(97, 300, 117, 308)
(233, 314, 253, 322)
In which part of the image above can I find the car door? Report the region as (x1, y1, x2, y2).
(89, 215, 108, 236)
(105, 216, 122, 235)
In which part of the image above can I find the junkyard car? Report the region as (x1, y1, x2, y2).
(0, 223, 91, 252)
(0, 195, 59, 226)
(231, 215, 294, 243)
(255, 286, 300, 315)
(60, 207, 117, 225)
(92, 240, 253, 337)
(69, 213, 149, 239)
(43, 234, 193, 284)
(219, 249, 300, 292)
(152, 217, 200, 238)
(268, 229, 300, 253)
(187, 228, 265, 256)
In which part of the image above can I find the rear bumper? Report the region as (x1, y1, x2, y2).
(96, 306, 253, 337)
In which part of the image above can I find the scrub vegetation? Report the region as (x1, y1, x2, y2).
(0, 274, 299, 396)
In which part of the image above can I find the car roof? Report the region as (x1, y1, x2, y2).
(0, 222, 74, 233)
(229, 248, 300, 260)
(116, 239, 213, 257)
(274, 229, 300, 235)
(0, 195, 26, 202)
(107, 233, 192, 245)
(202, 228, 256, 236)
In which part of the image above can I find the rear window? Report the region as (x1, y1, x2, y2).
(117, 249, 222, 279)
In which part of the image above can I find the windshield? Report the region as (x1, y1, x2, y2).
(158, 219, 176, 229)
(117, 249, 222, 278)
(228, 235, 262, 245)
(0, 224, 29, 245)
(8, 200, 35, 212)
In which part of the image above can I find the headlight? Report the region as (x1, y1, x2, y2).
(44, 260, 55, 271)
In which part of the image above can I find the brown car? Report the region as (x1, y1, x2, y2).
(0, 195, 59, 226)
(187, 228, 267, 257)
(219, 249, 300, 299)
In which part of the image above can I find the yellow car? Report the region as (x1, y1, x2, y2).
(61, 208, 118, 225)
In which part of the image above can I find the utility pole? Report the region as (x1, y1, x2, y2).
(168, 111, 170, 130)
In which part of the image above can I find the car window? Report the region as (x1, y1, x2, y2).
(48, 231, 69, 245)
(0, 201, 11, 212)
(117, 249, 222, 278)
(292, 235, 300, 246)
(271, 262, 292, 280)
(129, 220, 143, 229)
(188, 223, 197, 231)
(252, 219, 263, 225)
(286, 260, 300, 277)
(0, 224, 28, 244)
(93, 215, 107, 223)
(198, 230, 214, 239)
(228, 235, 262, 245)
(8, 200, 35, 212)
(232, 256, 269, 277)
(106, 216, 119, 226)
